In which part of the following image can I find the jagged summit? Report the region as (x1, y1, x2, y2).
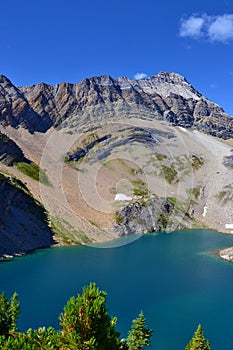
(155, 71, 187, 82)
(0, 72, 232, 138)
(0, 75, 12, 84)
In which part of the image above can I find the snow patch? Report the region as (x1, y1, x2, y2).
(115, 193, 132, 201)
(202, 205, 208, 217)
(225, 224, 233, 229)
(178, 126, 189, 133)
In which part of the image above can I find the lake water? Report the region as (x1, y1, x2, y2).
(1, 229, 233, 349)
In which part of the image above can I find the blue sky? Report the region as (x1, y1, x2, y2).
(1, 0, 233, 116)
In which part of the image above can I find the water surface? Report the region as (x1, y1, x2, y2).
(1, 229, 233, 349)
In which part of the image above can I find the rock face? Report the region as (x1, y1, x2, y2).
(112, 197, 174, 236)
(0, 72, 232, 138)
(0, 75, 53, 132)
(223, 155, 233, 166)
(0, 132, 27, 165)
(0, 174, 55, 259)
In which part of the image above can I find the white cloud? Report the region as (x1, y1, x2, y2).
(180, 16, 205, 38)
(179, 14, 233, 43)
(208, 15, 233, 42)
(134, 72, 148, 80)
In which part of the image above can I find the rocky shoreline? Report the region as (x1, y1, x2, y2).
(218, 247, 233, 262)
(2, 227, 233, 264)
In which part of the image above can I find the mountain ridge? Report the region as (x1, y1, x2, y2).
(0, 72, 232, 138)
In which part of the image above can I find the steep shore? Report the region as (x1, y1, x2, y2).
(0, 173, 55, 260)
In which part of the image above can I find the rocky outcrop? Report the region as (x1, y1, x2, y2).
(0, 132, 28, 165)
(223, 155, 233, 166)
(68, 134, 112, 162)
(0, 72, 232, 138)
(111, 197, 174, 236)
(67, 127, 174, 163)
(0, 174, 55, 259)
(219, 247, 233, 262)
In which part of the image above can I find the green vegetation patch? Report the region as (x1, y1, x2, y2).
(166, 196, 195, 223)
(154, 152, 168, 161)
(159, 213, 169, 229)
(49, 216, 91, 245)
(0, 172, 30, 196)
(166, 196, 177, 206)
(156, 154, 204, 184)
(191, 155, 204, 170)
(216, 183, 233, 204)
(82, 131, 99, 146)
(15, 162, 51, 186)
(114, 213, 124, 225)
(131, 179, 149, 196)
(174, 154, 204, 173)
(160, 165, 178, 184)
(187, 186, 201, 200)
(133, 187, 148, 196)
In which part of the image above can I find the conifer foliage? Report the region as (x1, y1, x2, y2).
(0, 284, 213, 349)
(59, 282, 120, 349)
(127, 311, 153, 350)
(0, 283, 152, 349)
(0, 292, 19, 337)
(185, 324, 211, 350)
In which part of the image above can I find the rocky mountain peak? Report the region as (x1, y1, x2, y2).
(80, 75, 115, 88)
(0, 72, 232, 138)
(0, 75, 13, 85)
(134, 72, 202, 100)
(155, 71, 188, 84)
(0, 75, 22, 96)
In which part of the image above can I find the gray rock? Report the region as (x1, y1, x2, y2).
(0, 132, 28, 165)
(112, 198, 173, 236)
(223, 155, 233, 166)
(0, 72, 232, 138)
(0, 174, 55, 259)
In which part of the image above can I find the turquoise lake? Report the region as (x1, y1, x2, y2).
(1, 229, 233, 349)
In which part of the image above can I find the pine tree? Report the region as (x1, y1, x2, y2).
(59, 282, 120, 350)
(127, 311, 153, 350)
(185, 324, 211, 350)
(0, 327, 59, 350)
(0, 292, 19, 336)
